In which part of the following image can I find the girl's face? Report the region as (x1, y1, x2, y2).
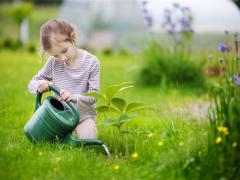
(47, 35, 76, 62)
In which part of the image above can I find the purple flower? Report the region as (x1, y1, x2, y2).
(162, 4, 194, 36)
(180, 16, 190, 27)
(144, 15, 153, 27)
(173, 2, 179, 8)
(233, 74, 240, 86)
(161, 15, 171, 27)
(142, 0, 148, 6)
(164, 9, 171, 15)
(167, 26, 174, 34)
(218, 44, 226, 52)
(189, 26, 194, 33)
(181, 6, 190, 12)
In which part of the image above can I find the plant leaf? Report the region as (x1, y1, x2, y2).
(125, 102, 146, 113)
(99, 119, 121, 127)
(84, 92, 107, 102)
(96, 106, 119, 113)
(111, 98, 126, 113)
(106, 82, 134, 101)
(118, 114, 136, 124)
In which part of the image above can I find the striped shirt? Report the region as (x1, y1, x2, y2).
(28, 50, 100, 122)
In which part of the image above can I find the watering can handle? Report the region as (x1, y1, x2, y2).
(35, 84, 79, 117)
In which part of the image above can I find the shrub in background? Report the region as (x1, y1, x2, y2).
(0, 37, 21, 50)
(102, 47, 113, 56)
(25, 41, 37, 53)
(138, 2, 205, 87)
(139, 1, 204, 87)
(139, 40, 205, 87)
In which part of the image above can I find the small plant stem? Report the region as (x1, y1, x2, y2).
(123, 124, 129, 156)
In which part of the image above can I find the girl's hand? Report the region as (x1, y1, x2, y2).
(59, 89, 77, 103)
(37, 80, 50, 93)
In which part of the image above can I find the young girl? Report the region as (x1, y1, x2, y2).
(28, 19, 100, 139)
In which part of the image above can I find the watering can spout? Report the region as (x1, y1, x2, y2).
(102, 144, 111, 157)
(64, 134, 111, 157)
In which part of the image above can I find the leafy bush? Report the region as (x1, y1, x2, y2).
(139, 2, 205, 88)
(25, 41, 37, 53)
(139, 41, 205, 87)
(1, 37, 21, 50)
(102, 48, 113, 56)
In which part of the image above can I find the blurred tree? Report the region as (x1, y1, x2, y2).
(7, 2, 33, 45)
(8, 2, 32, 24)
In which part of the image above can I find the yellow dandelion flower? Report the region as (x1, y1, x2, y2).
(131, 152, 138, 159)
(113, 165, 120, 170)
(218, 126, 228, 132)
(55, 156, 62, 162)
(215, 136, 222, 144)
(38, 151, 43, 157)
(217, 126, 224, 132)
(158, 140, 164, 146)
(148, 133, 154, 138)
(232, 142, 237, 148)
(222, 126, 228, 132)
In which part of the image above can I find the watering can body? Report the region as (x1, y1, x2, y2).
(24, 84, 110, 156)
(24, 85, 79, 143)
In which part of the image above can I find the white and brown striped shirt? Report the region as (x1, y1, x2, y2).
(28, 50, 100, 122)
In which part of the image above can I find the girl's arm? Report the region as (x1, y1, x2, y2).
(28, 57, 53, 94)
(74, 59, 100, 106)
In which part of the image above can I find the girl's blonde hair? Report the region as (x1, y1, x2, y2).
(40, 18, 77, 56)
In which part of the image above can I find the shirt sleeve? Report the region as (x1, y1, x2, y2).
(28, 57, 53, 94)
(75, 58, 100, 106)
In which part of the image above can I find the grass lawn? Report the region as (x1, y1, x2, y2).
(0, 49, 210, 179)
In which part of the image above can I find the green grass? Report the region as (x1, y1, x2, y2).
(0, 49, 210, 179)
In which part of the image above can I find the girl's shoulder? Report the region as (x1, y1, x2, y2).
(83, 49, 100, 65)
(41, 56, 56, 67)
(45, 56, 56, 63)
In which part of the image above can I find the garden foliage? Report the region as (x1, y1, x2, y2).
(85, 82, 154, 131)
(206, 32, 240, 178)
(139, 2, 205, 87)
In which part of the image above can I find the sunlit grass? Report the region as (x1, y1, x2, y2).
(0, 49, 211, 179)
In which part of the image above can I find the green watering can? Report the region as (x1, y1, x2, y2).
(24, 84, 110, 157)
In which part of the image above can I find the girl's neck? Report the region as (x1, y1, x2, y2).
(65, 48, 83, 67)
